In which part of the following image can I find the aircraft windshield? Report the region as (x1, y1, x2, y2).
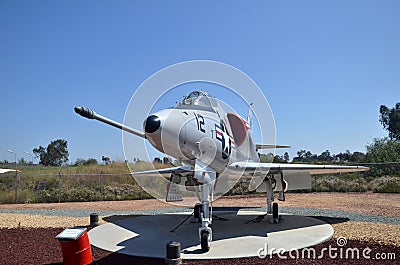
(178, 91, 215, 109)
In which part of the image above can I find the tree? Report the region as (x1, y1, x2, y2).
(273, 155, 285, 163)
(33, 146, 47, 165)
(102, 156, 111, 165)
(74, 158, 86, 166)
(335, 150, 352, 162)
(350, 151, 365, 163)
(259, 153, 274, 163)
(33, 139, 69, 166)
(380, 103, 400, 141)
(84, 158, 98, 165)
(318, 150, 333, 162)
(334, 153, 344, 162)
(305, 151, 313, 159)
(75, 158, 98, 166)
(293, 150, 317, 163)
(297, 150, 307, 159)
(366, 138, 400, 176)
(18, 158, 27, 165)
(283, 152, 290, 162)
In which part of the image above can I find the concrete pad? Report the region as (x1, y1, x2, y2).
(88, 210, 333, 259)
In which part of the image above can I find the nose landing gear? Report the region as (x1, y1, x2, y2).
(194, 160, 215, 253)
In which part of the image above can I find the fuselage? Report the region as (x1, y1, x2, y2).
(143, 91, 259, 173)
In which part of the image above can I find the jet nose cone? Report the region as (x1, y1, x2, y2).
(144, 115, 161, 134)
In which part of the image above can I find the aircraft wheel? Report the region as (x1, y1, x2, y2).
(200, 230, 210, 252)
(272, 202, 278, 220)
(194, 203, 202, 221)
(171, 174, 181, 184)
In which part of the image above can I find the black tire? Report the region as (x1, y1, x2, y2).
(171, 174, 181, 184)
(194, 203, 202, 220)
(272, 202, 278, 220)
(200, 230, 210, 252)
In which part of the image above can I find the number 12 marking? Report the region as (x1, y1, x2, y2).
(194, 113, 205, 133)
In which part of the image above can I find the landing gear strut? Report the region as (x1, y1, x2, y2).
(194, 160, 215, 253)
(192, 202, 212, 252)
(198, 182, 213, 253)
(265, 174, 283, 224)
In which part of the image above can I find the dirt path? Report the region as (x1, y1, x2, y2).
(1, 192, 397, 217)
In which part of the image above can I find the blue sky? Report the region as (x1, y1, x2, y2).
(0, 1, 399, 164)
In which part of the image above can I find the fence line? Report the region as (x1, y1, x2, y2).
(0, 172, 398, 204)
(0, 172, 145, 204)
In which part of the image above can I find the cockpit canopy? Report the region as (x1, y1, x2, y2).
(177, 91, 220, 112)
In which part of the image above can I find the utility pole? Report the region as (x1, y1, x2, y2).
(7, 149, 18, 203)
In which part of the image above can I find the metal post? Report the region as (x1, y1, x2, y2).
(314, 175, 317, 193)
(15, 170, 18, 203)
(90, 213, 100, 227)
(58, 172, 61, 203)
(99, 171, 103, 200)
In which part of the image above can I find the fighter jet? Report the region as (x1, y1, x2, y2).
(75, 91, 369, 252)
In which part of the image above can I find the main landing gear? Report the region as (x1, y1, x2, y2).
(264, 173, 286, 224)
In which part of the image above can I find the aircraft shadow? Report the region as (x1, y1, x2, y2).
(91, 208, 347, 258)
(305, 215, 350, 224)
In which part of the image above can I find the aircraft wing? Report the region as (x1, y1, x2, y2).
(228, 162, 370, 175)
(131, 162, 369, 176)
(130, 165, 193, 175)
(0, 169, 18, 174)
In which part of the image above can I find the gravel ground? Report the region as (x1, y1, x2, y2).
(0, 193, 399, 264)
(0, 228, 398, 265)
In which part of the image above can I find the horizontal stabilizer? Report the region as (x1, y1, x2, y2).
(256, 144, 291, 149)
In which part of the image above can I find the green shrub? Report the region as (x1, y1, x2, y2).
(369, 176, 400, 193)
(61, 187, 101, 202)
